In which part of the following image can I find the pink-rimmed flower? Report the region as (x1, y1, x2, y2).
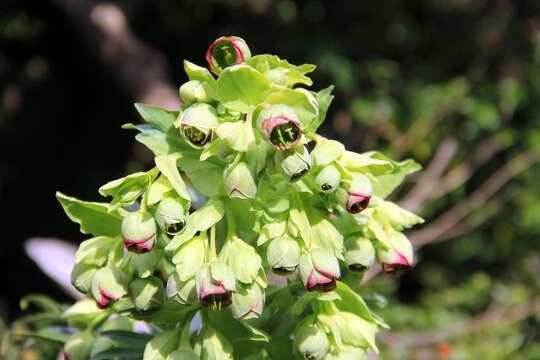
(377, 232, 413, 275)
(121, 211, 156, 254)
(299, 248, 340, 293)
(338, 173, 373, 214)
(206, 36, 251, 75)
(344, 191, 371, 214)
(257, 104, 302, 151)
(90, 267, 127, 309)
(195, 262, 236, 309)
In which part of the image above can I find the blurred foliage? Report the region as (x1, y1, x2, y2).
(3, 0, 540, 359)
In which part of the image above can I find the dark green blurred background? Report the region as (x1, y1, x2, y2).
(2, 0, 540, 358)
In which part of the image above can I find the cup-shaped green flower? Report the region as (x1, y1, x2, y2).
(155, 195, 188, 236)
(223, 161, 257, 199)
(206, 36, 251, 75)
(166, 273, 198, 305)
(275, 145, 311, 182)
(64, 332, 95, 360)
(179, 103, 218, 149)
(377, 232, 413, 275)
(179, 80, 214, 105)
(195, 261, 236, 308)
(314, 163, 342, 192)
(344, 235, 375, 272)
(266, 236, 301, 275)
(121, 210, 157, 254)
(257, 104, 302, 151)
(338, 173, 372, 214)
(299, 248, 340, 292)
(90, 267, 128, 309)
(196, 327, 234, 360)
(294, 316, 330, 360)
(167, 350, 198, 360)
(231, 283, 264, 320)
(219, 236, 262, 284)
(129, 276, 165, 312)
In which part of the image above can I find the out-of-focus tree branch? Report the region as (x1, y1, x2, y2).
(47, 0, 180, 109)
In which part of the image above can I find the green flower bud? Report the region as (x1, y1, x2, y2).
(129, 276, 165, 312)
(206, 36, 251, 75)
(223, 161, 257, 199)
(121, 210, 157, 254)
(219, 236, 262, 284)
(167, 350, 198, 360)
(294, 317, 329, 360)
(90, 267, 128, 309)
(344, 235, 375, 272)
(274, 145, 311, 182)
(257, 104, 302, 150)
(180, 103, 218, 149)
(231, 282, 264, 320)
(315, 163, 342, 192)
(323, 346, 367, 360)
(71, 263, 97, 294)
(196, 261, 236, 309)
(329, 312, 378, 352)
(337, 173, 372, 214)
(155, 195, 188, 236)
(179, 80, 214, 105)
(377, 232, 413, 275)
(172, 232, 207, 281)
(166, 273, 198, 305)
(197, 327, 234, 360)
(64, 332, 95, 360)
(299, 249, 340, 292)
(266, 236, 301, 275)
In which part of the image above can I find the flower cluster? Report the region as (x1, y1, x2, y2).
(58, 36, 424, 360)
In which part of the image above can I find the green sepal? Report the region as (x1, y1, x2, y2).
(304, 86, 334, 133)
(264, 88, 319, 127)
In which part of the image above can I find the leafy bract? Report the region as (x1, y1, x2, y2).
(217, 65, 271, 112)
(99, 169, 159, 211)
(134, 103, 178, 132)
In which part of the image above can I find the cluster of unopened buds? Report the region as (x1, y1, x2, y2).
(57, 36, 424, 360)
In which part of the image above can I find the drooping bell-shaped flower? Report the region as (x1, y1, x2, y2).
(121, 210, 157, 254)
(90, 267, 128, 309)
(344, 235, 375, 272)
(129, 276, 165, 312)
(314, 163, 342, 192)
(195, 327, 234, 360)
(179, 103, 218, 149)
(274, 145, 311, 182)
(257, 104, 302, 151)
(377, 232, 414, 275)
(231, 283, 264, 320)
(293, 316, 330, 360)
(337, 173, 372, 214)
(195, 261, 236, 309)
(179, 80, 214, 105)
(206, 36, 251, 75)
(266, 236, 301, 275)
(219, 236, 262, 284)
(155, 195, 188, 236)
(223, 161, 257, 199)
(299, 248, 340, 292)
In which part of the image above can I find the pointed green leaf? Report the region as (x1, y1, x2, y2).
(135, 103, 179, 132)
(99, 169, 159, 211)
(155, 154, 191, 201)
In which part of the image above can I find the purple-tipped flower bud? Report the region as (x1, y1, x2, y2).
(344, 235, 375, 272)
(121, 211, 157, 254)
(266, 236, 301, 275)
(155, 195, 188, 236)
(377, 232, 413, 275)
(294, 317, 330, 360)
(195, 262, 236, 309)
(223, 161, 257, 199)
(314, 163, 341, 193)
(299, 249, 340, 292)
(274, 145, 311, 182)
(231, 283, 264, 320)
(206, 36, 251, 75)
(179, 103, 218, 149)
(338, 173, 372, 214)
(90, 267, 128, 309)
(257, 104, 302, 151)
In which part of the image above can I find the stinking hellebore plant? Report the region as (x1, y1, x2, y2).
(54, 36, 425, 360)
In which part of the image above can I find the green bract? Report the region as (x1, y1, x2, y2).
(56, 36, 425, 359)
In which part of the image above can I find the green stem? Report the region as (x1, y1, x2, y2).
(209, 225, 218, 261)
